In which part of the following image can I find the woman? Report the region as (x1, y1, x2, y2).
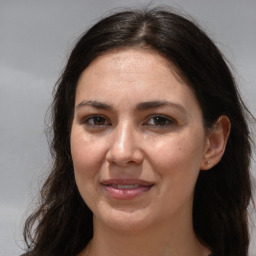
(23, 7, 254, 256)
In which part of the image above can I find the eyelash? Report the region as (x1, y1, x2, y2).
(82, 114, 176, 130)
(83, 115, 110, 127)
(144, 115, 176, 128)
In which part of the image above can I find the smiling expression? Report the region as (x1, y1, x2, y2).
(70, 48, 210, 232)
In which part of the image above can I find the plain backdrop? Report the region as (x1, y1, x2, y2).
(0, 0, 255, 255)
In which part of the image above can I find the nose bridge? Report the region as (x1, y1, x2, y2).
(107, 119, 142, 165)
(116, 121, 133, 151)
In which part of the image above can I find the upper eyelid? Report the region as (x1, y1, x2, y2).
(145, 114, 176, 123)
(79, 112, 178, 126)
(83, 113, 174, 119)
(81, 114, 110, 124)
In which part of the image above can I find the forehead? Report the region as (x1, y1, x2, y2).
(75, 48, 200, 112)
(82, 48, 183, 81)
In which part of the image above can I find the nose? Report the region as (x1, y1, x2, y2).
(106, 122, 143, 167)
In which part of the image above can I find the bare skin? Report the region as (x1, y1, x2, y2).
(72, 48, 229, 256)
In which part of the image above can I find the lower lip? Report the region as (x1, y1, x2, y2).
(102, 185, 152, 200)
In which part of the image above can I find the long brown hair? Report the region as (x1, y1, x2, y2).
(23, 7, 254, 256)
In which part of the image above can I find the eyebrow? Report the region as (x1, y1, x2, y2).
(76, 100, 186, 113)
(136, 101, 186, 113)
(76, 100, 113, 111)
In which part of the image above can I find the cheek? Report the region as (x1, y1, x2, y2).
(148, 133, 204, 181)
(70, 131, 106, 206)
(70, 130, 106, 186)
(150, 135, 204, 212)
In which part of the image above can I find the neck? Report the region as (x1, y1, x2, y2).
(79, 212, 210, 256)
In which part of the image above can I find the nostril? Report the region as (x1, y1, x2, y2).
(106, 146, 143, 166)
(106, 125, 143, 166)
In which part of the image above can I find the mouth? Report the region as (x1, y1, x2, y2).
(110, 184, 140, 189)
(100, 179, 154, 200)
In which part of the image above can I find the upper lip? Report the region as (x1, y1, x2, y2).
(100, 179, 154, 187)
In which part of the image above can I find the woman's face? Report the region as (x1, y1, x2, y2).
(71, 48, 210, 232)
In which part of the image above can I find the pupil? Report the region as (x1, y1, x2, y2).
(155, 117, 166, 125)
(95, 117, 105, 125)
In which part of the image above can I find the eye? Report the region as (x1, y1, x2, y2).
(145, 115, 175, 128)
(83, 115, 110, 127)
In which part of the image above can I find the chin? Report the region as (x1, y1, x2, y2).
(94, 203, 154, 233)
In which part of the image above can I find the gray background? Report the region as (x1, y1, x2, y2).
(0, 0, 255, 255)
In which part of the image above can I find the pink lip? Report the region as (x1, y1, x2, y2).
(101, 179, 154, 200)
